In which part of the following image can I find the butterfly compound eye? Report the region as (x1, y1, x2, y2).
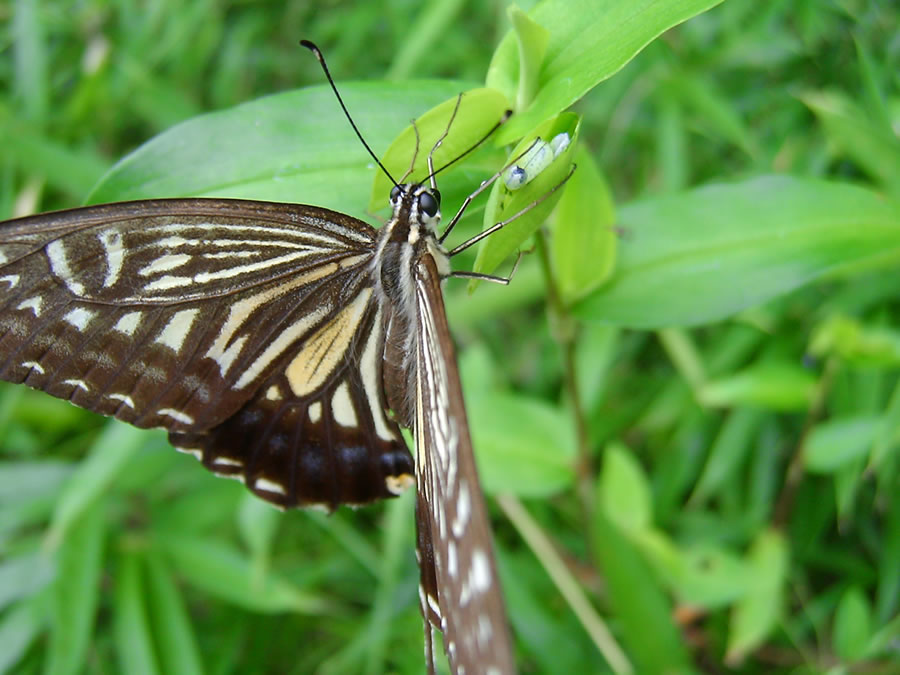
(390, 185, 402, 202)
(418, 191, 439, 218)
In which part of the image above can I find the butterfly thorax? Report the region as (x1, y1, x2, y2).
(373, 184, 449, 429)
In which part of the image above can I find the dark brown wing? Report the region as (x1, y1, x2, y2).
(0, 198, 412, 508)
(412, 253, 516, 674)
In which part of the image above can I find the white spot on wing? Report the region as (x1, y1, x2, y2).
(308, 401, 322, 422)
(265, 384, 282, 401)
(46, 240, 85, 296)
(447, 540, 458, 579)
(155, 309, 199, 352)
(0, 274, 20, 289)
(16, 296, 43, 316)
(176, 447, 203, 460)
(471, 548, 491, 592)
(212, 457, 242, 468)
(62, 378, 89, 391)
(114, 311, 143, 336)
(255, 477, 287, 496)
(64, 307, 95, 330)
(109, 393, 135, 408)
(158, 408, 194, 425)
(452, 479, 471, 538)
(331, 382, 357, 427)
(139, 253, 192, 277)
(99, 230, 124, 287)
(21, 361, 44, 374)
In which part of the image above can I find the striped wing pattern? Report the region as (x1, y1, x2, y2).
(0, 198, 413, 508)
(413, 255, 515, 675)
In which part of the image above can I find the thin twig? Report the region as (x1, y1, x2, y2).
(496, 494, 632, 674)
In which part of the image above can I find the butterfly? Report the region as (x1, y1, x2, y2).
(0, 40, 578, 674)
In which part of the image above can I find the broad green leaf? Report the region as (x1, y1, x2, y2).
(699, 362, 817, 411)
(474, 112, 579, 279)
(468, 392, 575, 496)
(509, 6, 550, 110)
(369, 87, 509, 211)
(88, 81, 480, 222)
(144, 552, 204, 675)
(575, 176, 900, 327)
(725, 530, 788, 664)
(805, 416, 882, 474)
(113, 553, 159, 675)
(159, 534, 330, 614)
(552, 146, 617, 304)
(44, 501, 106, 675)
(832, 586, 872, 663)
(592, 513, 690, 672)
(488, 0, 727, 144)
(597, 443, 652, 533)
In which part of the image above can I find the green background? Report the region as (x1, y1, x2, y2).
(1, 1, 899, 673)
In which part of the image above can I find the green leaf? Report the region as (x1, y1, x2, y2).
(114, 552, 159, 675)
(369, 87, 509, 211)
(159, 534, 331, 614)
(809, 315, 900, 367)
(88, 81, 481, 221)
(474, 112, 579, 279)
(699, 361, 817, 411)
(489, 0, 727, 144)
(43, 500, 106, 675)
(805, 416, 882, 474)
(144, 552, 204, 675)
(592, 513, 691, 672)
(0, 551, 55, 611)
(468, 392, 575, 496)
(509, 6, 550, 110)
(552, 146, 617, 304)
(725, 530, 788, 665)
(574, 176, 900, 327)
(46, 421, 149, 548)
(832, 586, 872, 663)
(689, 408, 765, 505)
(0, 597, 45, 674)
(801, 90, 900, 200)
(0, 460, 72, 504)
(237, 493, 282, 582)
(597, 443, 652, 533)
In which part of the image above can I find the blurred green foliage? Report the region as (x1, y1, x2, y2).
(1, 0, 899, 673)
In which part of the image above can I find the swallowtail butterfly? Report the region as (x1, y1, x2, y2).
(0, 41, 569, 674)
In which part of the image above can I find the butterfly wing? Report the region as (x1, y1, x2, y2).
(412, 253, 516, 674)
(0, 198, 413, 508)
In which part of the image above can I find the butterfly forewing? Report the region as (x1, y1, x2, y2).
(413, 254, 516, 675)
(0, 198, 413, 508)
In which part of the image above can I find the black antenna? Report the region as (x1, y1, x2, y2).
(300, 40, 399, 188)
(427, 109, 512, 183)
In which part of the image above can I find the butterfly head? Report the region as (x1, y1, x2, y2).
(390, 184, 442, 237)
